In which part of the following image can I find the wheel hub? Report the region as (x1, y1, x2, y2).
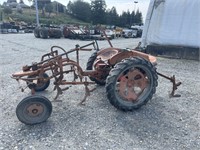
(26, 103, 44, 117)
(118, 69, 148, 101)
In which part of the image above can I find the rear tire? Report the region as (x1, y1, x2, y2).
(34, 27, 40, 38)
(54, 30, 62, 38)
(39, 28, 48, 39)
(106, 57, 158, 111)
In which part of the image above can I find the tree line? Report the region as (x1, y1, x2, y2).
(67, 0, 143, 27)
(2, 0, 143, 27)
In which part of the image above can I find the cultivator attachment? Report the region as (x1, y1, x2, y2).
(11, 34, 182, 125)
(157, 72, 181, 97)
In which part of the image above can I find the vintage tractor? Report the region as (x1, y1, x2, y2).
(12, 37, 181, 125)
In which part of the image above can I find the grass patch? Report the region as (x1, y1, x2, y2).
(1, 8, 88, 25)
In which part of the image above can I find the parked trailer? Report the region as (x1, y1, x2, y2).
(34, 26, 62, 39)
(0, 22, 20, 33)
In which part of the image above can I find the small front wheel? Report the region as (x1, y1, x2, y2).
(27, 73, 50, 92)
(16, 95, 52, 125)
(86, 52, 106, 85)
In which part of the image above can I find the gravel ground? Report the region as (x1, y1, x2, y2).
(0, 34, 200, 150)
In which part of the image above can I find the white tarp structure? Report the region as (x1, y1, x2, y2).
(141, 0, 200, 48)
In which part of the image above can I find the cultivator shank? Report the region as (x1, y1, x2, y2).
(157, 72, 181, 97)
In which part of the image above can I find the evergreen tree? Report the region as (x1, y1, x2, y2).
(45, 3, 53, 17)
(67, 0, 91, 22)
(19, 0, 24, 4)
(91, 0, 106, 24)
(66, 0, 143, 27)
(135, 9, 143, 25)
(67, 0, 73, 14)
(32, 0, 51, 16)
(3, 6, 12, 15)
(119, 11, 127, 27)
(106, 7, 119, 25)
(130, 10, 135, 26)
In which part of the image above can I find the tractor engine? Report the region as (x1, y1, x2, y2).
(92, 59, 111, 82)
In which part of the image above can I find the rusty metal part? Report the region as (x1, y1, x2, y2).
(108, 49, 157, 66)
(102, 30, 113, 47)
(118, 69, 148, 101)
(12, 41, 99, 103)
(14, 33, 182, 107)
(26, 103, 44, 117)
(97, 48, 119, 61)
(78, 78, 96, 105)
(157, 72, 181, 97)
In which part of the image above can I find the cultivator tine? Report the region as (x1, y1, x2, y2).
(53, 85, 63, 102)
(169, 75, 182, 97)
(157, 72, 181, 97)
(78, 78, 96, 105)
(16, 79, 25, 92)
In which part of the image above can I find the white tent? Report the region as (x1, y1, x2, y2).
(141, 0, 200, 48)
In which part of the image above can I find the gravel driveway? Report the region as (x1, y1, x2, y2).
(0, 34, 200, 150)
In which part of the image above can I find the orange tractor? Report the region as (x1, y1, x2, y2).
(12, 37, 181, 125)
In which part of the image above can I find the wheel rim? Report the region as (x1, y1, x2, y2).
(16, 96, 52, 125)
(23, 102, 45, 120)
(26, 102, 44, 117)
(115, 67, 151, 103)
(27, 73, 50, 91)
(35, 79, 46, 89)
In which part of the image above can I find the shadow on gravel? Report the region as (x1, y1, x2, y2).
(13, 86, 199, 149)
(112, 95, 199, 149)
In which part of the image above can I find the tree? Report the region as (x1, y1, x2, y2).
(130, 10, 135, 26)
(27, 0, 32, 14)
(117, 8, 143, 27)
(32, 0, 51, 16)
(45, 3, 53, 17)
(66, 0, 143, 27)
(119, 10, 131, 27)
(3, 6, 12, 15)
(126, 10, 131, 26)
(67, 0, 73, 14)
(91, 0, 106, 24)
(106, 7, 119, 25)
(17, 5, 23, 14)
(67, 0, 91, 22)
(134, 9, 143, 25)
(118, 11, 127, 27)
(19, 0, 24, 4)
(57, 3, 65, 13)
(28, 0, 32, 4)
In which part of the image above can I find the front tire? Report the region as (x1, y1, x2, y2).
(106, 57, 158, 111)
(16, 96, 52, 125)
(27, 73, 50, 92)
(86, 52, 106, 85)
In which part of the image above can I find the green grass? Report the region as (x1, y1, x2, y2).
(0, 7, 88, 25)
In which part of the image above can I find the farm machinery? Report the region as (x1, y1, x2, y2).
(12, 36, 181, 125)
(34, 25, 62, 39)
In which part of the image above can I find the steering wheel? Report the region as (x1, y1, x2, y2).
(51, 46, 69, 59)
(94, 40, 99, 51)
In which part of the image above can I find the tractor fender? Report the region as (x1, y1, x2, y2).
(97, 47, 120, 55)
(108, 50, 157, 66)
